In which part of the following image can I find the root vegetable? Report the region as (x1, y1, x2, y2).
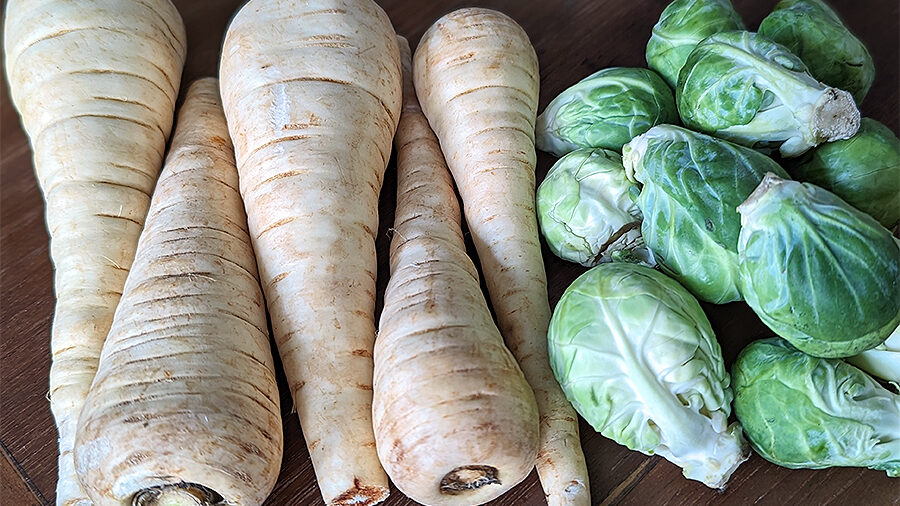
(218, 1, 401, 504)
(3, 1, 186, 503)
(372, 37, 540, 506)
(413, 8, 590, 505)
(73, 78, 283, 506)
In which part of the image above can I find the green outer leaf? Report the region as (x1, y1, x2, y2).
(623, 125, 788, 303)
(536, 67, 678, 156)
(759, 0, 875, 104)
(733, 337, 900, 476)
(646, 0, 745, 88)
(548, 262, 747, 488)
(677, 31, 847, 157)
(638, 175, 740, 303)
(536, 148, 644, 266)
(737, 175, 900, 357)
(789, 118, 900, 229)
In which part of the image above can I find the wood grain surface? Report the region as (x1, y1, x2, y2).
(1, 1, 898, 505)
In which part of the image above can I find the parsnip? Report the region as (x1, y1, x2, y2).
(413, 9, 590, 506)
(219, 1, 401, 504)
(72, 78, 282, 506)
(3, 1, 186, 504)
(372, 37, 540, 506)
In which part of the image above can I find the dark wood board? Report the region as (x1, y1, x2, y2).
(1, 0, 898, 505)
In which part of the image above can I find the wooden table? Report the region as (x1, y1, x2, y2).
(2, 1, 898, 504)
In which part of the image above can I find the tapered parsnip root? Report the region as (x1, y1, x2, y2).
(413, 9, 590, 505)
(3, 1, 186, 504)
(372, 37, 540, 506)
(219, 1, 401, 504)
(73, 79, 283, 506)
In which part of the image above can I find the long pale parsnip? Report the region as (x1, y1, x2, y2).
(413, 9, 590, 506)
(3, 1, 186, 504)
(372, 37, 540, 506)
(73, 78, 282, 506)
(219, 1, 401, 504)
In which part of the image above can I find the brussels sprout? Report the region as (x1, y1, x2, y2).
(759, 0, 875, 104)
(536, 67, 677, 156)
(847, 324, 900, 384)
(789, 118, 900, 229)
(737, 174, 900, 357)
(622, 125, 788, 304)
(733, 337, 900, 477)
(548, 262, 748, 488)
(677, 31, 860, 157)
(536, 148, 645, 266)
(646, 0, 745, 88)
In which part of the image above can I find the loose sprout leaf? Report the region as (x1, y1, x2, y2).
(847, 323, 900, 384)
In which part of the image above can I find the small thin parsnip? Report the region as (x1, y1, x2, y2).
(372, 37, 540, 506)
(413, 8, 591, 506)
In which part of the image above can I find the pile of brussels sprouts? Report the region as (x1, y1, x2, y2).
(538, 0, 899, 488)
